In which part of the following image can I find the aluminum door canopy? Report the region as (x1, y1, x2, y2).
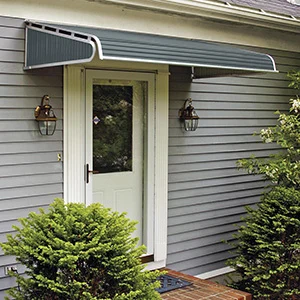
(25, 21, 277, 74)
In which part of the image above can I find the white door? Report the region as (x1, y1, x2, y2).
(86, 70, 154, 246)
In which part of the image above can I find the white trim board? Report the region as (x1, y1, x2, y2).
(81, 0, 300, 32)
(63, 65, 86, 204)
(196, 267, 235, 280)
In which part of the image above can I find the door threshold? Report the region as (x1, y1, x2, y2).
(141, 254, 154, 264)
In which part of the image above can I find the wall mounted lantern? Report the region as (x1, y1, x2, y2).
(34, 95, 57, 136)
(178, 98, 199, 131)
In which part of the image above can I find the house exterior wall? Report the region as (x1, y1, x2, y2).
(0, 16, 63, 297)
(0, 0, 300, 295)
(167, 48, 300, 276)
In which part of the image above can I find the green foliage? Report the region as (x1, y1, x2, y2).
(237, 71, 300, 188)
(227, 187, 300, 299)
(287, 70, 300, 90)
(0, 199, 162, 300)
(227, 71, 300, 299)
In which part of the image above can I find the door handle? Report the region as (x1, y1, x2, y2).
(86, 164, 90, 184)
(86, 164, 100, 183)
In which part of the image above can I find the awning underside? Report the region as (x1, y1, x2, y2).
(25, 21, 277, 75)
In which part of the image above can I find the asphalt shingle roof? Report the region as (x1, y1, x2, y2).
(214, 0, 300, 17)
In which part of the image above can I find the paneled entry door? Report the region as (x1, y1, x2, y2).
(85, 70, 154, 249)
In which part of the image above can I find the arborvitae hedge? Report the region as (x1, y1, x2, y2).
(0, 199, 162, 300)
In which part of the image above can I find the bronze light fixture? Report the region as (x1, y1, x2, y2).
(178, 98, 199, 131)
(34, 95, 57, 136)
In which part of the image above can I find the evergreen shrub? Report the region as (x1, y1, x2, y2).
(0, 199, 162, 300)
(227, 71, 300, 299)
(227, 187, 300, 299)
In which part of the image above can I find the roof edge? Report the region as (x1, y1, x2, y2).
(87, 0, 300, 33)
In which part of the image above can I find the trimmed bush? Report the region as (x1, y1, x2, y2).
(227, 186, 300, 299)
(0, 199, 162, 300)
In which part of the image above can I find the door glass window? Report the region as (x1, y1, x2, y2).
(93, 84, 133, 173)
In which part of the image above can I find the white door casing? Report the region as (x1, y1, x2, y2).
(64, 63, 169, 269)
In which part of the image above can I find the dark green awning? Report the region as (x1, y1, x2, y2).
(25, 21, 277, 74)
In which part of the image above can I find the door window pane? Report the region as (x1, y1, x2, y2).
(93, 84, 133, 173)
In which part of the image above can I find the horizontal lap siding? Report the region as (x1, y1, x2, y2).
(0, 16, 63, 296)
(167, 48, 300, 276)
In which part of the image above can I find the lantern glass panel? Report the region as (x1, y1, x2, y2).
(39, 120, 56, 136)
(184, 118, 198, 131)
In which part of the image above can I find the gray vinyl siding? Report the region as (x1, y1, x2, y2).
(0, 16, 63, 297)
(167, 48, 300, 276)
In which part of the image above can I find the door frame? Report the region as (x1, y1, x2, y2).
(63, 61, 169, 269)
(85, 69, 155, 255)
